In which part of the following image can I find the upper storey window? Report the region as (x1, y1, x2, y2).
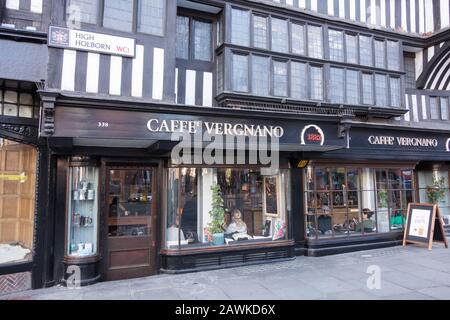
(387, 41, 400, 71)
(193, 20, 212, 61)
(66, 0, 166, 36)
(176, 16, 213, 62)
(66, 0, 98, 25)
(273, 60, 288, 96)
(328, 30, 344, 62)
(307, 25, 323, 59)
(103, 0, 134, 32)
(271, 18, 289, 53)
(231, 8, 250, 46)
(374, 40, 386, 69)
(345, 34, 358, 64)
(232, 53, 249, 92)
(137, 0, 165, 36)
(291, 23, 305, 55)
(359, 35, 373, 67)
(176, 16, 190, 59)
(253, 15, 268, 49)
(404, 56, 416, 89)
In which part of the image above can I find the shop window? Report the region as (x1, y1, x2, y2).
(66, 0, 98, 25)
(231, 8, 250, 47)
(0, 90, 39, 119)
(0, 139, 37, 265)
(271, 18, 288, 53)
(166, 168, 290, 249)
(304, 166, 415, 239)
(418, 169, 450, 226)
(137, 0, 165, 36)
(67, 166, 99, 257)
(252, 55, 270, 96)
(103, 0, 133, 32)
(253, 15, 268, 49)
(307, 25, 323, 59)
(328, 30, 344, 62)
(291, 23, 305, 55)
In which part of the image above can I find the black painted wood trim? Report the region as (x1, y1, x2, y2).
(416, 42, 450, 89)
(0, 26, 47, 43)
(0, 261, 33, 276)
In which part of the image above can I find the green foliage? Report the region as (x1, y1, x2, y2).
(378, 189, 388, 208)
(208, 184, 225, 235)
(427, 177, 446, 204)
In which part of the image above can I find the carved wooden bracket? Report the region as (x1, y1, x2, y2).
(39, 92, 58, 136)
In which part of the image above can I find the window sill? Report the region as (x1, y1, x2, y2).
(161, 239, 294, 255)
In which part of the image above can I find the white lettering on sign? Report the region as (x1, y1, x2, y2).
(146, 119, 284, 138)
(49, 26, 135, 58)
(368, 136, 438, 148)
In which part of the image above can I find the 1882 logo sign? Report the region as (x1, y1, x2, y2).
(300, 124, 325, 146)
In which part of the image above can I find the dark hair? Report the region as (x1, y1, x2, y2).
(362, 208, 375, 219)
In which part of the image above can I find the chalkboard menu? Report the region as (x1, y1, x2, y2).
(403, 203, 448, 250)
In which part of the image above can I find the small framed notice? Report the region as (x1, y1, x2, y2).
(403, 203, 448, 250)
(263, 176, 279, 217)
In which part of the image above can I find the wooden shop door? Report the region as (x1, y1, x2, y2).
(0, 139, 36, 249)
(105, 167, 158, 281)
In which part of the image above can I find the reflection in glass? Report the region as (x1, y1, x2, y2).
(193, 20, 212, 61)
(166, 168, 290, 249)
(68, 166, 99, 256)
(253, 15, 268, 49)
(0, 139, 37, 265)
(108, 170, 152, 238)
(305, 166, 416, 239)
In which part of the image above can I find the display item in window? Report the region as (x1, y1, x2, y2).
(272, 219, 286, 240)
(355, 208, 376, 232)
(87, 189, 95, 200)
(181, 187, 198, 242)
(225, 209, 248, 234)
(166, 213, 187, 245)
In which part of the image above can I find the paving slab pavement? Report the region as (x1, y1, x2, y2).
(1, 245, 449, 300)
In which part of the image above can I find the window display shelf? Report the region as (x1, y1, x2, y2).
(66, 165, 99, 258)
(108, 216, 150, 226)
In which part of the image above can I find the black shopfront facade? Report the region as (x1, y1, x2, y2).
(299, 124, 450, 256)
(42, 92, 351, 285)
(41, 93, 450, 286)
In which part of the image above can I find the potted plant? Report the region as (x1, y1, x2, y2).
(208, 184, 225, 245)
(378, 188, 388, 208)
(427, 177, 446, 204)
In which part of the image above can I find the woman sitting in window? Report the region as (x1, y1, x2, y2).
(355, 208, 376, 233)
